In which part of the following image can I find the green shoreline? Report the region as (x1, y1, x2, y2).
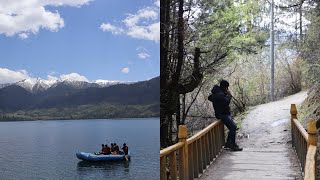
(0, 103, 159, 122)
(0, 116, 160, 122)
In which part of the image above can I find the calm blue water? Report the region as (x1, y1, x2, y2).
(0, 118, 159, 180)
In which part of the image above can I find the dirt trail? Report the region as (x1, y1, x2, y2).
(200, 91, 308, 180)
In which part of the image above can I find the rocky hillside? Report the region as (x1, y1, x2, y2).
(298, 83, 320, 179)
(299, 83, 320, 128)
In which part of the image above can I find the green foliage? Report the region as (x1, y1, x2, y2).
(300, 11, 320, 84)
(194, 0, 268, 71)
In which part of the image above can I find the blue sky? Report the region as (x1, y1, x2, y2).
(0, 0, 159, 83)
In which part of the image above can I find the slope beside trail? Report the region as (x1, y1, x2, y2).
(200, 91, 307, 180)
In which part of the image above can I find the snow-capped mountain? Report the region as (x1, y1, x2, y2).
(0, 78, 126, 93)
(93, 80, 124, 87)
(50, 80, 101, 89)
(15, 79, 34, 92)
(32, 79, 50, 93)
(0, 83, 11, 89)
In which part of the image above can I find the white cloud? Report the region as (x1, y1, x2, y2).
(123, 8, 158, 27)
(0, 68, 91, 84)
(100, 23, 124, 34)
(127, 22, 159, 41)
(100, 0, 159, 42)
(42, 0, 92, 7)
(47, 75, 58, 81)
(18, 33, 29, 39)
(154, 0, 160, 7)
(138, 52, 150, 59)
(0, 0, 92, 38)
(121, 67, 130, 74)
(0, 68, 30, 84)
(60, 73, 89, 82)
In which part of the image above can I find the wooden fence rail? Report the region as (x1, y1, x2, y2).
(160, 120, 225, 180)
(290, 104, 317, 180)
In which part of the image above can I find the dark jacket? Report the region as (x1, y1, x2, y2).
(208, 85, 232, 117)
(122, 146, 128, 155)
(102, 146, 111, 155)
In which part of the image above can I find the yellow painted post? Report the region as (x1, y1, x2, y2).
(305, 119, 317, 179)
(203, 133, 210, 167)
(188, 143, 194, 180)
(206, 133, 210, 166)
(160, 156, 167, 180)
(212, 128, 217, 158)
(220, 121, 225, 150)
(290, 104, 297, 148)
(307, 119, 317, 147)
(169, 152, 177, 180)
(208, 130, 213, 161)
(193, 141, 199, 178)
(216, 125, 220, 153)
(304, 146, 317, 180)
(178, 125, 189, 180)
(202, 136, 206, 169)
(290, 104, 297, 119)
(305, 119, 317, 180)
(197, 139, 203, 174)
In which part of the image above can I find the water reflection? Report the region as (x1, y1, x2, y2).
(77, 160, 130, 170)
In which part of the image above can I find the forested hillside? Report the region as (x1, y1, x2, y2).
(0, 76, 159, 120)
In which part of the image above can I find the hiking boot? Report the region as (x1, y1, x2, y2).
(224, 142, 231, 149)
(234, 144, 240, 148)
(230, 144, 243, 151)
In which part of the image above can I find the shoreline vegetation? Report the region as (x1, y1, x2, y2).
(0, 117, 160, 122)
(0, 103, 159, 121)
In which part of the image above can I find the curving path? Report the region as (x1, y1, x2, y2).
(200, 91, 308, 180)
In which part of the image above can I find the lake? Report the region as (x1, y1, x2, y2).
(0, 118, 159, 180)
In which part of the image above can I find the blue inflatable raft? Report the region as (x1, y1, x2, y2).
(76, 151, 130, 161)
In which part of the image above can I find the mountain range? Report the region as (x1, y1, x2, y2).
(0, 76, 159, 120)
(10, 78, 128, 94)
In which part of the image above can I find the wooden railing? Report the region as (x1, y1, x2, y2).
(290, 104, 317, 180)
(160, 120, 225, 180)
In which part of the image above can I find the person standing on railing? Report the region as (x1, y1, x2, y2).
(208, 80, 243, 151)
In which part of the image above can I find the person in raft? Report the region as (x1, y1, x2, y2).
(102, 144, 111, 155)
(112, 143, 120, 154)
(110, 143, 115, 153)
(94, 144, 106, 155)
(208, 80, 243, 151)
(100, 144, 104, 152)
(96, 143, 129, 155)
(122, 143, 129, 155)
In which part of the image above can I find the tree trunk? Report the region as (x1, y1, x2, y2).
(160, 0, 170, 148)
(179, 48, 203, 94)
(160, 0, 185, 148)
